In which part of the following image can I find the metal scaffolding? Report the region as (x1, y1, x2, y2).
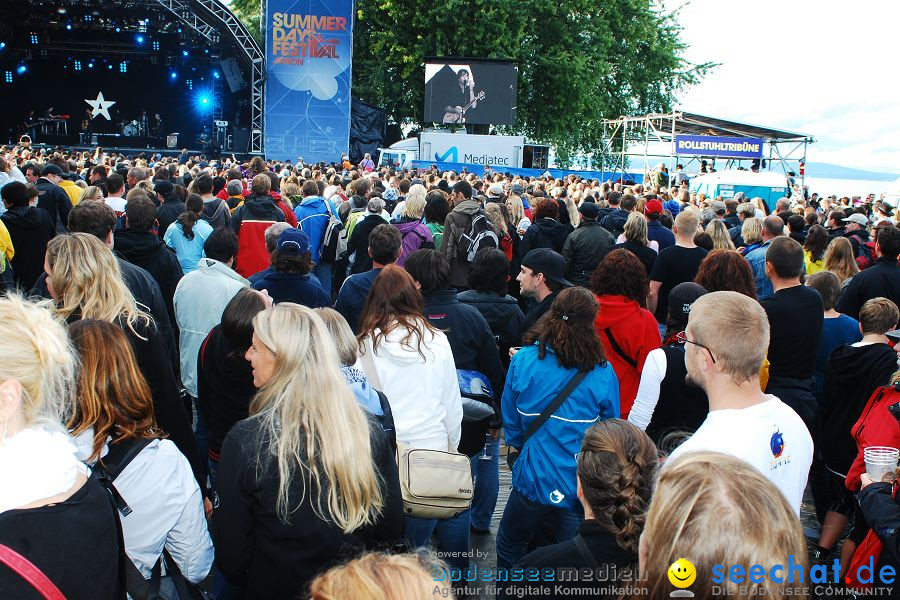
(150, 0, 265, 154)
(600, 111, 814, 186)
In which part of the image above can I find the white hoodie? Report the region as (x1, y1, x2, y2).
(365, 325, 462, 451)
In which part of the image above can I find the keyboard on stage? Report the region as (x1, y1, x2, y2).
(39, 116, 70, 135)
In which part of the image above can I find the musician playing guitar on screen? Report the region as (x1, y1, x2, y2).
(442, 69, 485, 124)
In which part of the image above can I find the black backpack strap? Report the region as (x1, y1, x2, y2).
(603, 328, 638, 369)
(572, 534, 600, 569)
(100, 438, 154, 481)
(522, 370, 588, 447)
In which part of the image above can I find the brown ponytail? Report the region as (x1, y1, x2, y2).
(178, 193, 204, 240)
(577, 419, 657, 557)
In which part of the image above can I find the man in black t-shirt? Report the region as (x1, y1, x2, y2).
(760, 236, 824, 433)
(649, 210, 707, 325)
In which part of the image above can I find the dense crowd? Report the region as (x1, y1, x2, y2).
(2, 144, 900, 600)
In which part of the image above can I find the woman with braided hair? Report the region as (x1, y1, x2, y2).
(496, 287, 620, 577)
(506, 419, 657, 599)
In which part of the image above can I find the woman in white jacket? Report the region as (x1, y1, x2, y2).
(356, 265, 465, 559)
(68, 319, 213, 586)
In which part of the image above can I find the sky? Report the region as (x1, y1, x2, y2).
(671, 0, 900, 174)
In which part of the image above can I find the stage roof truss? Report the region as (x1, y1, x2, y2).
(600, 110, 814, 185)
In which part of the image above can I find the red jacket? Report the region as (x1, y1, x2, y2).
(846, 384, 900, 492)
(593, 294, 661, 417)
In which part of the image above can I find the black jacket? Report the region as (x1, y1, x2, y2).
(837, 257, 900, 320)
(606, 240, 657, 278)
(202, 198, 231, 230)
(212, 416, 404, 600)
(724, 213, 742, 229)
(156, 197, 186, 240)
(520, 218, 572, 256)
(230, 195, 285, 234)
(457, 289, 526, 368)
(197, 324, 256, 459)
(847, 228, 871, 255)
(335, 268, 381, 333)
(858, 482, 900, 575)
(34, 177, 73, 232)
(115, 228, 184, 331)
(1, 205, 55, 291)
(562, 220, 615, 286)
(510, 520, 634, 600)
(600, 208, 630, 238)
(423, 289, 504, 455)
(820, 342, 897, 474)
(346, 214, 385, 274)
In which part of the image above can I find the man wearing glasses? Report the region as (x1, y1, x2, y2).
(664, 290, 813, 516)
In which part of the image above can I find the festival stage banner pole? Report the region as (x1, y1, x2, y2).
(263, 0, 353, 162)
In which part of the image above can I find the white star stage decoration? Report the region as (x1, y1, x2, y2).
(85, 91, 117, 120)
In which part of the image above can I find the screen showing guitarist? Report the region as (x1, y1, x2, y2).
(442, 69, 482, 124)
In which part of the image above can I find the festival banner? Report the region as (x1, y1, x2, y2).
(674, 135, 764, 159)
(263, 0, 353, 162)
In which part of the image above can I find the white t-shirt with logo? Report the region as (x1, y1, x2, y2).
(665, 395, 813, 515)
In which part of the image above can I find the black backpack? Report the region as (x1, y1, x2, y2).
(458, 211, 499, 262)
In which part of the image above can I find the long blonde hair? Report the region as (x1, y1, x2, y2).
(641, 452, 806, 599)
(705, 219, 735, 250)
(249, 303, 383, 530)
(310, 552, 454, 600)
(45, 233, 151, 336)
(824, 236, 860, 283)
(0, 295, 77, 434)
(506, 195, 525, 227)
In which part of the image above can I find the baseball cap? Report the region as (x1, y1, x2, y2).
(521, 248, 573, 287)
(668, 282, 707, 323)
(842, 213, 869, 226)
(578, 201, 600, 219)
(488, 183, 504, 197)
(276, 228, 310, 256)
(644, 199, 663, 215)
(712, 201, 726, 214)
(41, 164, 64, 177)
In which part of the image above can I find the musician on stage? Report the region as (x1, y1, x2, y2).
(151, 113, 163, 137)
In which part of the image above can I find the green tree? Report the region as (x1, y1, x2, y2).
(232, 0, 711, 163)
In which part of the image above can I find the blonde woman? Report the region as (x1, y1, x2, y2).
(392, 194, 434, 267)
(824, 236, 860, 288)
(44, 233, 206, 499)
(505, 194, 531, 233)
(392, 183, 426, 220)
(738, 217, 763, 255)
(751, 196, 769, 217)
(0, 296, 122, 598)
(80, 185, 104, 203)
(310, 552, 454, 600)
(705, 219, 735, 250)
(641, 452, 807, 599)
(213, 303, 402, 598)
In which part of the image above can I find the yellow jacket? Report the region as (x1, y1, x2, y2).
(804, 249, 825, 275)
(59, 179, 83, 206)
(0, 219, 14, 270)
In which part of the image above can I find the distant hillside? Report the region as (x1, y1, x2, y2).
(807, 162, 899, 181)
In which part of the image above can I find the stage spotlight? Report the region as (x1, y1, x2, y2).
(170, 71, 177, 79)
(0, 42, 6, 49)
(4, 71, 12, 84)
(212, 70, 219, 79)
(152, 40, 160, 51)
(88, 62, 94, 68)
(29, 33, 38, 45)
(17, 65, 26, 74)
(66, 24, 72, 30)
(74, 60, 81, 71)
(182, 50, 188, 57)
(119, 61, 127, 73)
(136, 35, 144, 44)
(195, 91, 214, 112)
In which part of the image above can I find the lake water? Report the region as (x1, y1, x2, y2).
(804, 177, 896, 199)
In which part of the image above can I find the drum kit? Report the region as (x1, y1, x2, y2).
(120, 119, 143, 136)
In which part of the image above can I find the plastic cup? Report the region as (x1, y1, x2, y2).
(864, 446, 899, 482)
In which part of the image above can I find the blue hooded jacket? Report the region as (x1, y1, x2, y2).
(295, 196, 337, 263)
(502, 344, 619, 510)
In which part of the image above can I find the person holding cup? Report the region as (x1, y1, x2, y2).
(856, 463, 900, 584)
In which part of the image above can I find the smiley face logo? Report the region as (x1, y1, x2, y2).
(667, 558, 696, 589)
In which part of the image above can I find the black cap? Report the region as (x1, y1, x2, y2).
(41, 164, 64, 177)
(578, 201, 600, 219)
(521, 248, 573, 287)
(668, 282, 707, 323)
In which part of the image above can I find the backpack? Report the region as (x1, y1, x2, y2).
(93, 438, 212, 600)
(851, 234, 877, 270)
(399, 227, 427, 262)
(319, 198, 346, 264)
(457, 211, 499, 262)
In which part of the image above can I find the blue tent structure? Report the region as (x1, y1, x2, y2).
(689, 170, 789, 211)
